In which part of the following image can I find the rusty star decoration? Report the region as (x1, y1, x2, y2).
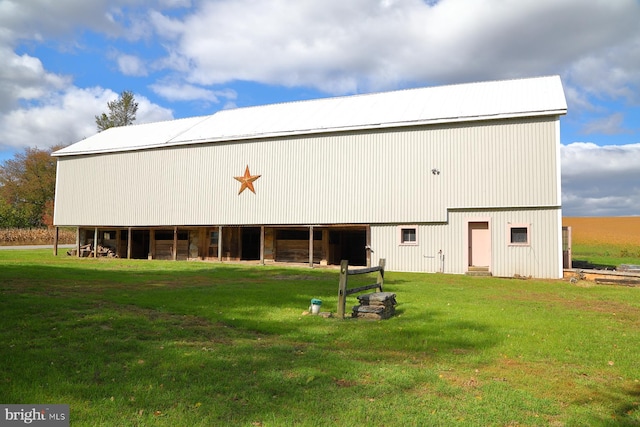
(234, 165, 261, 195)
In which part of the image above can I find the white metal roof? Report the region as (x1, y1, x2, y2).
(53, 75, 567, 157)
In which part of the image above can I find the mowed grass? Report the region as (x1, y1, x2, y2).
(1, 250, 640, 426)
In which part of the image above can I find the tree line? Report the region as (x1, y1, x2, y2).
(0, 91, 138, 228)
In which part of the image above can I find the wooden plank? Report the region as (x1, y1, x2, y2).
(347, 265, 382, 275)
(595, 278, 640, 287)
(345, 283, 382, 295)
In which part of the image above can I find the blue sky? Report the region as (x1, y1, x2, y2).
(1, 0, 639, 216)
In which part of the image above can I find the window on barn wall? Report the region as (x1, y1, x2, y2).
(508, 224, 530, 246)
(398, 226, 418, 246)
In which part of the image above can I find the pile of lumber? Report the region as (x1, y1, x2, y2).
(618, 264, 640, 273)
(352, 292, 397, 320)
(67, 244, 117, 258)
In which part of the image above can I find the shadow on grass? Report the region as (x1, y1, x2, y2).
(571, 259, 617, 270)
(0, 259, 526, 425)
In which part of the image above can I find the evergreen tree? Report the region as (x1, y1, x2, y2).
(95, 90, 138, 132)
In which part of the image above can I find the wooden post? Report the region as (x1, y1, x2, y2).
(337, 258, 385, 319)
(53, 226, 59, 256)
(377, 258, 386, 289)
(366, 226, 371, 268)
(149, 229, 155, 259)
(260, 226, 265, 265)
(218, 226, 223, 262)
(321, 229, 329, 266)
(93, 227, 98, 258)
(127, 227, 132, 259)
(76, 227, 80, 258)
(309, 226, 314, 268)
(173, 227, 178, 260)
(115, 228, 121, 258)
(337, 260, 349, 319)
(199, 228, 206, 260)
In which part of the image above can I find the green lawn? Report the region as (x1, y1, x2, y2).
(571, 243, 640, 269)
(1, 250, 640, 426)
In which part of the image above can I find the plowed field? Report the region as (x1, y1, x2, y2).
(563, 217, 640, 246)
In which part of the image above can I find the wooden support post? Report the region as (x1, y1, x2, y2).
(218, 226, 223, 262)
(366, 225, 371, 268)
(93, 227, 98, 258)
(199, 228, 206, 260)
(321, 229, 329, 266)
(127, 227, 132, 259)
(76, 227, 80, 258)
(260, 226, 265, 265)
(337, 260, 349, 319)
(308, 226, 313, 267)
(53, 226, 59, 256)
(149, 229, 155, 259)
(115, 228, 121, 258)
(377, 258, 386, 289)
(173, 226, 178, 260)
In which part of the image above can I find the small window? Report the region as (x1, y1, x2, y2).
(508, 224, 529, 246)
(398, 226, 418, 246)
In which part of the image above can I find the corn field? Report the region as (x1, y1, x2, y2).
(562, 217, 640, 246)
(0, 228, 75, 246)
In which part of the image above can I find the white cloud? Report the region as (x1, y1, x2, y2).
(561, 143, 640, 216)
(117, 54, 148, 77)
(0, 47, 71, 112)
(150, 81, 236, 103)
(0, 87, 173, 152)
(0, 1, 177, 156)
(581, 113, 631, 135)
(150, 0, 640, 95)
(0, 0, 123, 40)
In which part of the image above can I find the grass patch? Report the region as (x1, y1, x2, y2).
(572, 243, 640, 269)
(2, 250, 640, 426)
(563, 217, 640, 269)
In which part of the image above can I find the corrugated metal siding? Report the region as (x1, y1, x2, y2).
(54, 116, 560, 227)
(370, 208, 562, 278)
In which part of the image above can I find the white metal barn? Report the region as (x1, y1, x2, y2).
(53, 76, 567, 278)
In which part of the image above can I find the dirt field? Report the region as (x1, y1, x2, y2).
(563, 217, 640, 246)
